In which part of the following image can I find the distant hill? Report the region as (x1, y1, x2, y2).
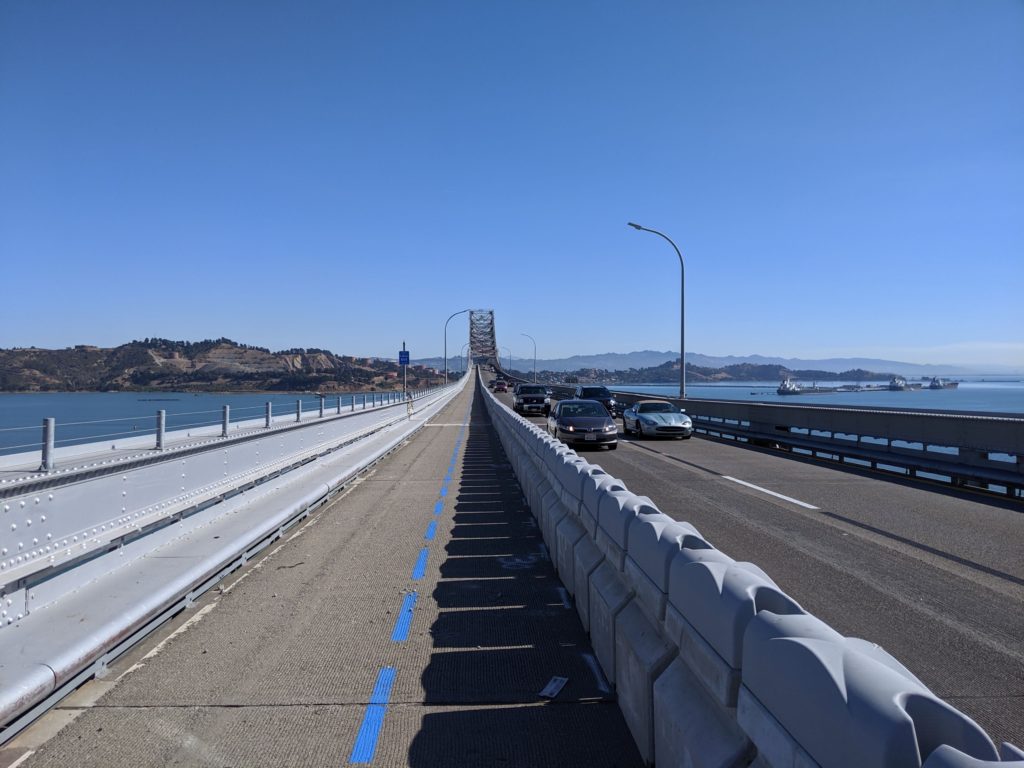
(684, 354, 978, 377)
(445, 350, 981, 376)
(0, 339, 445, 392)
(523, 359, 894, 385)
(416, 350, 678, 373)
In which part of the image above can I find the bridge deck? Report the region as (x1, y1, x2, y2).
(4, 383, 641, 767)
(499, 391, 1024, 749)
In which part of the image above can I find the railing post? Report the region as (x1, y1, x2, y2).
(222, 405, 230, 437)
(40, 417, 55, 471)
(319, 395, 325, 418)
(156, 410, 166, 450)
(296, 399, 302, 422)
(362, 394, 366, 409)
(265, 401, 272, 428)
(351, 395, 355, 412)
(337, 396, 341, 415)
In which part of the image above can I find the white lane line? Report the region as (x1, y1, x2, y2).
(721, 476, 819, 510)
(8, 751, 35, 768)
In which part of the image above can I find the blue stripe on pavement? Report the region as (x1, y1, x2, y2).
(348, 667, 397, 764)
(434, 500, 443, 515)
(440, 486, 447, 497)
(411, 547, 429, 580)
(390, 592, 418, 642)
(424, 520, 437, 541)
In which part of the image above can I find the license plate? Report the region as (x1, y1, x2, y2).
(585, 433, 597, 441)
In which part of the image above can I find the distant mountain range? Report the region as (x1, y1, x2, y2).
(0, 339, 445, 392)
(418, 350, 993, 377)
(3, 339, 1011, 393)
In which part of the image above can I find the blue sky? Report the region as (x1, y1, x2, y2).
(1, 1, 1021, 368)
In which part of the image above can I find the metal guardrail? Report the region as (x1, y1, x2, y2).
(0, 388, 436, 469)
(532, 383, 1022, 500)
(0, 378, 468, 743)
(0, 385, 450, 613)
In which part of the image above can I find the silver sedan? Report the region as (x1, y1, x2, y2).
(622, 400, 693, 439)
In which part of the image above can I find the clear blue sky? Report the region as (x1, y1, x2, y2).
(2, 1, 1021, 368)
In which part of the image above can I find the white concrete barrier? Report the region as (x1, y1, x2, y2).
(478, 377, 1020, 768)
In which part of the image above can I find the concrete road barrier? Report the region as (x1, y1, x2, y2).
(623, 515, 701, 624)
(739, 612, 999, 768)
(478, 377, 1021, 768)
(555, 513, 587, 595)
(595, 490, 659, 572)
(572, 533, 604, 632)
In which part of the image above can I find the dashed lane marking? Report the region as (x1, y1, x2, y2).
(721, 475, 820, 509)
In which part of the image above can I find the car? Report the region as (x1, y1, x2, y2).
(546, 399, 618, 450)
(622, 399, 693, 439)
(493, 380, 508, 393)
(573, 385, 621, 417)
(513, 384, 550, 415)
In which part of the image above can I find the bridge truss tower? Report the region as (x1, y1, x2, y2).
(469, 310, 498, 368)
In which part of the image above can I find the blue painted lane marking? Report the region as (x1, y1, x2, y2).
(411, 547, 429, 580)
(424, 520, 437, 541)
(440, 486, 448, 497)
(349, 667, 397, 764)
(433, 500, 444, 515)
(390, 592, 419, 642)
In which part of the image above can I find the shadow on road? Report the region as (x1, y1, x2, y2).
(407, 385, 641, 767)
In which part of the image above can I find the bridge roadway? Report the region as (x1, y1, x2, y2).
(495, 391, 1024, 748)
(3, 381, 643, 767)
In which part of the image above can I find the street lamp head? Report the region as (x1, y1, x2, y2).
(627, 222, 643, 230)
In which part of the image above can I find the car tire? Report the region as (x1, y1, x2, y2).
(608, 443, 617, 451)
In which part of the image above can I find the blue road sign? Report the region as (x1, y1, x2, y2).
(399, 350, 410, 365)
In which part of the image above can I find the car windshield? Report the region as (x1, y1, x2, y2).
(638, 402, 677, 414)
(579, 387, 610, 398)
(519, 386, 546, 394)
(560, 403, 608, 418)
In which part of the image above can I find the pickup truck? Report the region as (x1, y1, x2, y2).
(513, 384, 550, 415)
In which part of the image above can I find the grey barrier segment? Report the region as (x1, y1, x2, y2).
(623, 515, 701, 624)
(554, 513, 587, 595)
(475, 376, 1019, 768)
(296, 399, 302, 422)
(222, 405, 230, 437)
(739, 611, 999, 767)
(0, 378, 468, 739)
(925, 744, 1024, 767)
(266, 401, 272, 428)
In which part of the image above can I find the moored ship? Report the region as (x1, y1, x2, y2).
(777, 377, 802, 395)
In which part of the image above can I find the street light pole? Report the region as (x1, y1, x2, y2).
(628, 222, 686, 400)
(521, 333, 537, 383)
(444, 309, 471, 386)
